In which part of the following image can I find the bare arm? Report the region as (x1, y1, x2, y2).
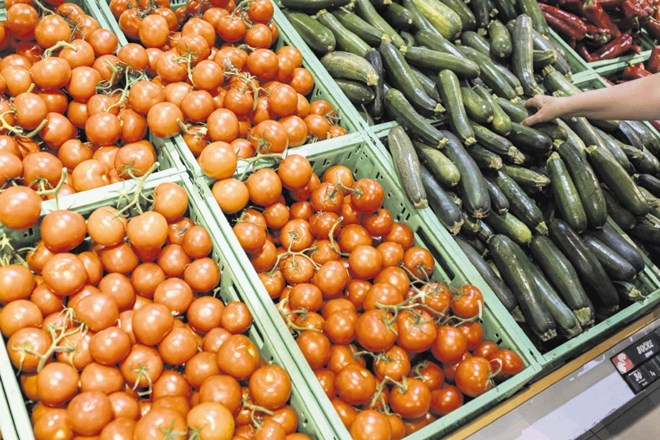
(522, 73, 660, 126)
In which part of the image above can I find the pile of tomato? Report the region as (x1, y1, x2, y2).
(219, 152, 526, 439)
(0, 181, 313, 440)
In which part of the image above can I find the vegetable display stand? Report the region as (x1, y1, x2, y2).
(0, 378, 17, 440)
(194, 132, 542, 439)
(0, 173, 336, 440)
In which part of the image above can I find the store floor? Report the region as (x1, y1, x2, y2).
(577, 386, 660, 439)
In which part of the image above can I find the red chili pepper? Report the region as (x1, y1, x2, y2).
(598, 0, 625, 7)
(576, 43, 596, 61)
(543, 11, 589, 40)
(590, 32, 634, 60)
(621, 63, 652, 80)
(540, 3, 591, 34)
(585, 24, 612, 44)
(580, 0, 622, 37)
(623, 0, 652, 20)
(646, 18, 660, 39)
(647, 46, 660, 73)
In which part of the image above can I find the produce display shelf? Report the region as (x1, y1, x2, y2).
(0, 173, 335, 440)
(194, 132, 542, 439)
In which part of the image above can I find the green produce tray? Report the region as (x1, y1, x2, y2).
(0, 376, 17, 440)
(0, 174, 335, 440)
(594, 50, 652, 80)
(547, 29, 593, 80)
(195, 132, 542, 439)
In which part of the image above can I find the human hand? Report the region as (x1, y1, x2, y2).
(521, 94, 563, 126)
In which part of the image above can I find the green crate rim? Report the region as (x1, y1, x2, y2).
(195, 132, 542, 439)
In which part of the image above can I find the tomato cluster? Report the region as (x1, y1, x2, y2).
(0, 181, 311, 440)
(226, 154, 526, 439)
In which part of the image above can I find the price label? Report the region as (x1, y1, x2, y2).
(612, 330, 660, 394)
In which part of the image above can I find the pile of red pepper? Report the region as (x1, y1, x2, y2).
(540, 0, 660, 61)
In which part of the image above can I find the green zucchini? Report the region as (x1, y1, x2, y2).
(384, 89, 448, 148)
(459, 46, 518, 100)
(442, 129, 491, 218)
(502, 164, 551, 191)
(491, 0, 518, 23)
(285, 12, 336, 54)
(380, 42, 445, 115)
(437, 70, 476, 145)
(628, 214, 660, 246)
(542, 66, 581, 96)
(471, 0, 491, 29)
(586, 145, 650, 217)
(602, 189, 637, 231)
(593, 127, 634, 175)
(384, 3, 415, 30)
(400, 31, 416, 47)
(485, 178, 509, 214)
(414, 140, 461, 187)
(555, 141, 608, 229)
(439, 0, 476, 31)
(516, 0, 550, 35)
(401, 0, 436, 32)
(489, 234, 557, 341)
(461, 86, 493, 124)
(556, 120, 587, 159)
(471, 122, 523, 164)
(547, 152, 587, 233)
(477, 219, 495, 242)
(414, 28, 466, 59)
(631, 147, 660, 175)
(532, 29, 571, 76)
(365, 50, 384, 121)
(281, 0, 351, 12)
(369, 0, 392, 9)
(455, 236, 521, 318)
(321, 51, 379, 86)
(587, 223, 645, 273)
(530, 235, 595, 328)
(333, 9, 389, 46)
(488, 20, 513, 60)
(461, 212, 482, 236)
(624, 120, 660, 155)
(335, 78, 375, 105)
(358, 110, 375, 126)
(484, 211, 532, 246)
(528, 262, 583, 339)
(411, 0, 463, 39)
(355, 0, 406, 48)
(496, 170, 548, 235)
(635, 174, 660, 198)
(512, 15, 541, 96)
(507, 122, 552, 155)
(491, 61, 524, 97)
(474, 86, 512, 135)
(547, 218, 620, 313)
(583, 235, 638, 282)
(494, 97, 529, 124)
(421, 165, 463, 234)
(468, 145, 503, 171)
(316, 10, 371, 57)
(534, 122, 567, 141)
(460, 31, 491, 55)
(533, 49, 557, 69)
(614, 281, 645, 302)
(388, 127, 428, 208)
(410, 66, 442, 101)
(404, 46, 480, 78)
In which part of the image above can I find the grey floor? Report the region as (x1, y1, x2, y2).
(577, 386, 660, 439)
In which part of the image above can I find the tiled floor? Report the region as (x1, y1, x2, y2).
(577, 386, 660, 439)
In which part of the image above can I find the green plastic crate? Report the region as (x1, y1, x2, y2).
(0, 0, 107, 25)
(594, 50, 652, 80)
(194, 132, 542, 439)
(0, 174, 335, 440)
(547, 29, 593, 78)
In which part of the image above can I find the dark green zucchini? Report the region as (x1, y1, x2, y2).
(369, 0, 391, 9)
(355, 0, 406, 48)
(532, 29, 571, 75)
(437, 70, 476, 145)
(388, 127, 428, 208)
(491, 0, 518, 22)
(533, 49, 557, 69)
(285, 12, 336, 54)
(489, 234, 557, 341)
(542, 66, 581, 96)
(530, 235, 595, 328)
(484, 211, 532, 245)
(491, 61, 524, 97)
(281, 0, 351, 12)
(333, 9, 389, 46)
(410, 66, 442, 102)
(507, 122, 552, 155)
(628, 214, 660, 246)
(474, 86, 512, 135)
(488, 19, 513, 60)
(593, 127, 635, 175)
(455, 236, 521, 318)
(556, 120, 587, 159)
(410, 0, 463, 39)
(459, 46, 519, 100)
(635, 174, 660, 198)
(624, 120, 660, 155)
(384, 3, 415, 30)
(614, 281, 646, 302)
(555, 141, 608, 229)
(365, 49, 384, 121)
(461, 86, 493, 124)
(439, 0, 476, 31)
(317, 10, 372, 58)
(335, 78, 375, 105)
(321, 51, 379, 86)
(471, 0, 491, 29)
(442, 130, 491, 218)
(602, 189, 637, 231)
(477, 219, 495, 242)
(547, 218, 620, 313)
(547, 152, 587, 233)
(414, 140, 461, 187)
(496, 170, 548, 235)
(420, 165, 463, 234)
(471, 122, 523, 164)
(583, 235, 638, 282)
(485, 178, 509, 214)
(400, 31, 416, 47)
(516, 0, 550, 35)
(401, 0, 435, 32)
(380, 43, 445, 115)
(528, 262, 583, 339)
(502, 164, 551, 191)
(469, 145, 503, 171)
(512, 15, 541, 96)
(404, 46, 480, 78)
(461, 212, 482, 235)
(586, 223, 645, 273)
(631, 147, 660, 175)
(384, 88, 448, 148)
(460, 31, 491, 55)
(586, 145, 650, 217)
(413, 28, 466, 59)
(534, 122, 567, 141)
